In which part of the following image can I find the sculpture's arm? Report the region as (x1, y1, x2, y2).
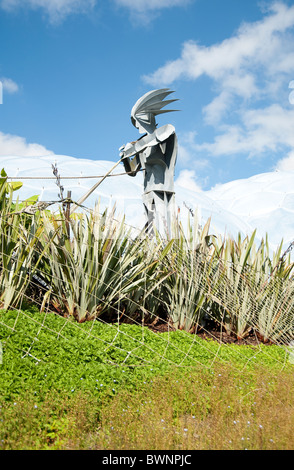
(119, 125, 175, 176)
(119, 144, 141, 177)
(120, 125, 175, 159)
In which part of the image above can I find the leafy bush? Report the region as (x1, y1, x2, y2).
(0, 307, 290, 402)
(0, 170, 43, 310)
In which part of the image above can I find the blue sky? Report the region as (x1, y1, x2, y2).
(1, 0, 294, 191)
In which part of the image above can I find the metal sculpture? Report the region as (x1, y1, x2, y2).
(119, 88, 179, 235)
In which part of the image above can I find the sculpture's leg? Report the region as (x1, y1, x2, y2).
(163, 191, 176, 237)
(142, 192, 156, 235)
(143, 191, 175, 237)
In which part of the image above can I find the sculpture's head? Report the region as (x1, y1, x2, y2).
(131, 88, 178, 134)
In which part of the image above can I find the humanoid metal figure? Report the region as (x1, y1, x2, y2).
(119, 88, 179, 235)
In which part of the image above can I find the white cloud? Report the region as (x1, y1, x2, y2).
(144, 2, 294, 88)
(143, 2, 294, 116)
(175, 169, 202, 192)
(114, 0, 191, 10)
(143, 2, 294, 163)
(194, 105, 294, 158)
(202, 91, 233, 126)
(1, 0, 191, 22)
(113, 0, 192, 23)
(177, 131, 210, 178)
(177, 131, 199, 163)
(289, 80, 294, 104)
(275, 150, 294, 171)
(0, 77, 19, 94)
(0, 0, 96, 22)
(0, 131, 54, 157)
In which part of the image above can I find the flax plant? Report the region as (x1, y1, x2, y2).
(121, 233, 173, 323)
(244, 236, 294, 343)
(161, 214, 217, 332)
(253, 276, 294, 345)
(40, 204, 168, 322)
(211, 231, 294, 340)
(209, 231, 260, 339)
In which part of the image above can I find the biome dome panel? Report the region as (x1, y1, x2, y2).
(2, 155, 294, 253)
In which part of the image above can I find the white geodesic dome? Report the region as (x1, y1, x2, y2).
(1, 155, 294, 252)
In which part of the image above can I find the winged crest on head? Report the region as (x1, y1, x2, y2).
(131, 88, 179, 133)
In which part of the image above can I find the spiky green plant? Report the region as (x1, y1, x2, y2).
(210, 231, 294, 340)
(39, 204, 170, 322)
(120, 233, 173, 323)
(159, 214, 217, 332)
(209, 231, 259, 338)
(253, 274, 294, 345)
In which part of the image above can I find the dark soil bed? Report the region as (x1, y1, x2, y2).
(145, 319, 274, 346)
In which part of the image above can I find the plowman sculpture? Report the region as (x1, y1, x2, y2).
(119, 88, 179, 235)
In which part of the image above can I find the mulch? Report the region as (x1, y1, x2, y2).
(146, 319, 274, 346)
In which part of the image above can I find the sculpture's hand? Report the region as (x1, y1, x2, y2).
(119, 142, 133, 158)
(119, 145, 125, 158)
(119, 144, 141, 176)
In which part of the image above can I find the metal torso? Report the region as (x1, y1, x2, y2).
(139, 132, 177, 194)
